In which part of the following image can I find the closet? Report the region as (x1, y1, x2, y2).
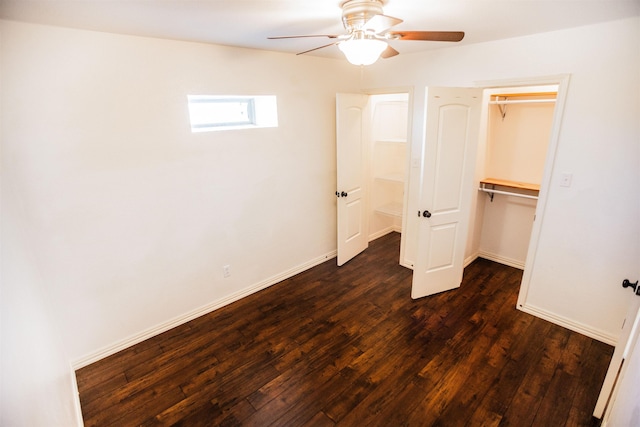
(335, 92, 410, 266)
(473, 86, 558, 269)
(368, 93, 409, 241)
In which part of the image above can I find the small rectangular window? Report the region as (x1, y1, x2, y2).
(188, 95, 277, 132)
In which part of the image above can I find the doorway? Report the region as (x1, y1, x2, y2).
(409, 75, 570, 301)
(335, 91, 411, 266)
(368, 93, 409, 240)
(469, 84, 559, 270)
(477, 77, 571, 312)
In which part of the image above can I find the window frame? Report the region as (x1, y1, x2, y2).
(187, 95, 277, 133)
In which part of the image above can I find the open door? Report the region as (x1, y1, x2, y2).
(601, 297, 640, 426)
(412, 87, 482, 298)
(336, 93, 370, 266)
(594, 286, 640, 420)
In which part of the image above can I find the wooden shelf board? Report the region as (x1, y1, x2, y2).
(480, 178, 540, 192)
(493, 92, 557, 98)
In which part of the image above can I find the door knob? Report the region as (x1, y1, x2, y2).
(422, 210, 432, 218)
(622, 279, 640, 295)
(341, 191, 348, 197)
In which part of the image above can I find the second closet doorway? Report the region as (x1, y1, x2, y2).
(335, 91, 410, 266)
(368, 93, 409, 242)
(470, 84, 559, 270)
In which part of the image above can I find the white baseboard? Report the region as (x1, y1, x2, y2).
(464, 252, 479, 268)
(518, 303, 618, 346)
(72, 250, 337, 369)
(400, 260, 414, 269)
(368, 226, 400, 242)
(70, 364, 85, 426)
(477, 250, 525, 270)
(467, 252, 616, 345)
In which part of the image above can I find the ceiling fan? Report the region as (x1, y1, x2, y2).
(268, 0, 464, 65)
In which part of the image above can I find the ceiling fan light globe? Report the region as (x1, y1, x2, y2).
(338, 38, 388, 65)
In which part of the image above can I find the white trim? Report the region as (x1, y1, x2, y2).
(464, 252, 524, 270)
(464, 250, 616, 344)
(400, 260, 414, 269)
(477, 251, 525, 270)
(518, 303, 618, 346)
(368, 226, 401, 242)
(70, 364, 85, 426)
(71, 250, 337, 369)
(518, 75, 571, 309)
(474, 74, 570, 91)
(464, 252, 479, 268)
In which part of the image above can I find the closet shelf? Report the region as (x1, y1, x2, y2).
(479, 178, 540, 201)
(489, 98, 556, 105)
(375, 173, 404, 183)
(489, 92, 557, 105)
(375, 202, 403, 218)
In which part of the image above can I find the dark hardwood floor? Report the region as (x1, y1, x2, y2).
(76, 232, 613, 426)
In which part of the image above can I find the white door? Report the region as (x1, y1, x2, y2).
(602, 299, 640, 426)
(336, 93, 369, 266)
(595, 286, 640, 420)
(412, 87, 482, 299)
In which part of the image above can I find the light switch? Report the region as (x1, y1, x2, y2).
(560, 172, 573, 187)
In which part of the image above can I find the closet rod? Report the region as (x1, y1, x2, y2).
(478, 187, 539, 200)
(489, 98, 556, 105)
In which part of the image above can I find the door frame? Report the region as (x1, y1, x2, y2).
(473, 74, 571, 314)
(595, 295, 640, 419)
(600, 296, 640, 424)
(360, 86, 415, 267)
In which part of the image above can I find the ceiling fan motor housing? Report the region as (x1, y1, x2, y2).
(341, 0, 385, 31)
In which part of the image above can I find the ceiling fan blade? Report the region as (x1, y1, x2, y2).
(380, 45, 399, 59)
(296, 41, 339, 55)
(268, 34, 340, 40)
(387, 31, 465, 42)
(362, 14, 403, 33)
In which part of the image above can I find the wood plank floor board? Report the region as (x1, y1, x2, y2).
(77, 343, 164, 406)
(76, 232, 613, 426)
(566, 339, 615, 427)
(449, 290, 536, 419)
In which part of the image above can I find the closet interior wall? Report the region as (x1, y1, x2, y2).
(368, 93, 409, 241)
(475, 90, 556, 269)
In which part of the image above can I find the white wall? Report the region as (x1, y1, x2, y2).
(1, 177, 81, 426)
(485, 101, 554, 184)
(2, 15, 638, 426)
(477, 195, 537, 268)
(1, 20, 360, 425)
(365, 17, 640, 343)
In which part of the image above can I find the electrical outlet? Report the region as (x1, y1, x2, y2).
(223, 265, 231, 278)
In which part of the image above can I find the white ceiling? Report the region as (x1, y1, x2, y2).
(1, 0, 639, 60)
